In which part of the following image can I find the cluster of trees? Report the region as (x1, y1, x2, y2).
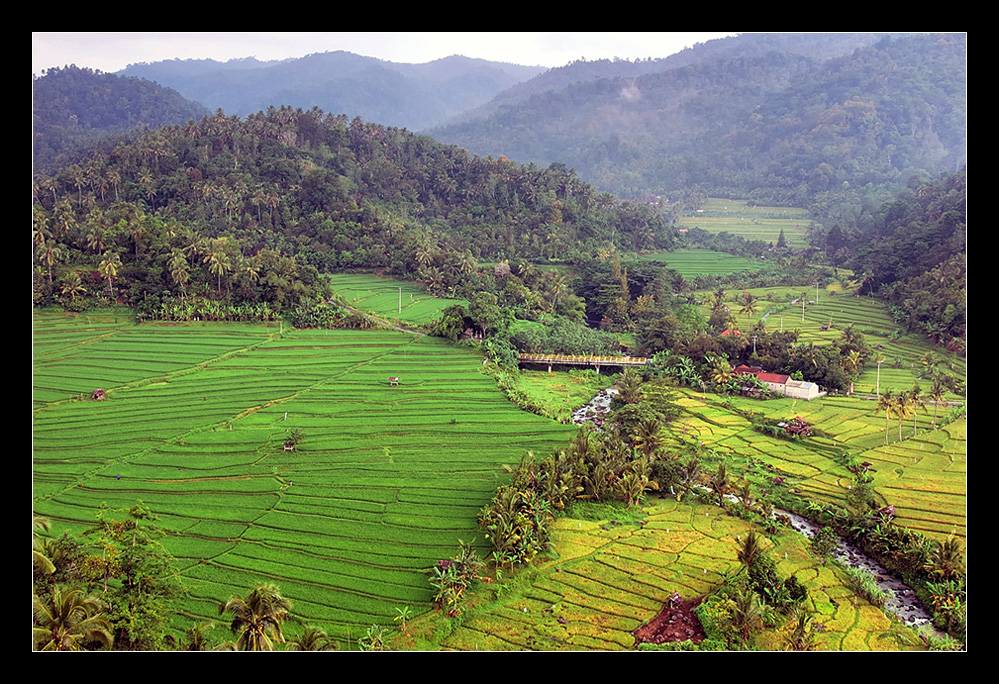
(428, 541, 486, 619)
(32, 198, 331, 320)
(32, 65, 211, 174)
(32, 506, 341, 651)
(479, 371, 681, 566)
(692, 530, 812, 650)
(32, 504, 185, 650)
(638, 295, 873, 393)
(875, 365, 964, 446)
(813, 170, 967, 351)
(33, 105, 677, 319)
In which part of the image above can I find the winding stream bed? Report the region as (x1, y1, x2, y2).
(776, 508, 933, 628)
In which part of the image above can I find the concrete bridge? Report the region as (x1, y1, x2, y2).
(517, 353, 648, 373)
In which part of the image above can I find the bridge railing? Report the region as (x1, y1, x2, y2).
(517, 354, 648, 366)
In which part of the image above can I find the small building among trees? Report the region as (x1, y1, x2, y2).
(734, 365, 824, 400)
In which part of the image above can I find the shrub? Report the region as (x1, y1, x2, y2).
(839, 564, 893, 608)
(64, 296, 89, 312)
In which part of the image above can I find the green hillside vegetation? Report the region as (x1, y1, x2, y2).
(431, 34, 966, 209)
(32, 37, 964, 650)
(32, 65, 211, 173)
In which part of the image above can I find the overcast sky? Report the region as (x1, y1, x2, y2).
(33, 32, 739, 75)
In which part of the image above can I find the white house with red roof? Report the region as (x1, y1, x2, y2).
(733, 365, 824, 400)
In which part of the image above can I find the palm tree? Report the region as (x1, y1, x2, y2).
(927, 376, 947, 427)
(737, 529, 765, 570)
(784, 609, 819, 651)
(86, 223, 107, 254)
(726, 587, 765, 647)
(711, 287, 726, 311)
(908, 382, 924, 436)
(98, 250, 122, 299)
(844, 349, 862, 376)
(287, 625, 339, 651)
(876, 388, 897, 445)
(632, 417, 666, 458)
(35, 236, 65, 285)
(739, 292, 758, 326)
(679, 454, 702, 500)
(924, 534, 965, 581)
(168, 250, 190, 303)
(711, 463, 731, 506)
(706, 355, 735, 387)
(59, 271, 87, 303)
(203, 239, 232, 295)
(892, 390, 912, 442)
(219, 583, 293, 651)
(613, 368, 643, 405)
(33, 586, 114, 651)
(182, 621, 224, 651)
(32, 515, 55, 575)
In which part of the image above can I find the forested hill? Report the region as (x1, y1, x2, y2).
(441, 32, 901, 127)
(118, 53, 547, 132)
(429, 33, 966, 208)
(32, 106, 675, 315)
(32, 66, 211, 173)
(843, 168, 966, 348)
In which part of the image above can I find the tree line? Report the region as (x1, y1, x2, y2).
(33, 105, 677, 320)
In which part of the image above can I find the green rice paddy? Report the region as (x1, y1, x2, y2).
(327, 272, 467, 327)
(33, 276, 965, 650)
(626, 249, 769, 277)
(678, 198, 812, 247)
(32, 309, 576, 641)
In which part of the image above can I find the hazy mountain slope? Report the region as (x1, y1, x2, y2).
(439, 32, 899, 127)
(429, 33, 966, 205)
(119, 52, 546, 130)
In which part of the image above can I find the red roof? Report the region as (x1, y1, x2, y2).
(758, 372, 790, 384)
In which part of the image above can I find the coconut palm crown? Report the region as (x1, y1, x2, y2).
(219, 583, 292, 651)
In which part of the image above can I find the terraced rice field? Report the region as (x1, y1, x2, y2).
(440, 498, 909, 651)
(668, 391, 966, 547)
(627, 249, 768, 277)
(32, 300, 965, 650)
(327, 272, 467, 327)
(678, 198, 811, 246)
(32, 309, 576, 641)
